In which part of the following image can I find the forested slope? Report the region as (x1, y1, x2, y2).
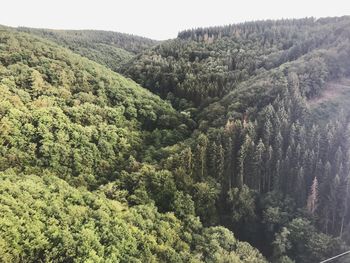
(0, 28, 267, 262)
(16, 27, 158, 72)
(122, 16, 350, 262)
(123, 17, 350, 108)
(3, 16, 350, 263)
(0, 29, 189, 187)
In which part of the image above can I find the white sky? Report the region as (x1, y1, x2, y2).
(1, 0, 350, 40)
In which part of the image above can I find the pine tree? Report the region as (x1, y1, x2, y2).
(295, 166, 306, 206)
(262, 106, 274, 145)
(238, 135, 253, 188)
(329, 174, 340, 234)
(307, 177, 318, 215)
(195, 134, 209, 180)
(224, 136, 233, 190)
(333, 147, 343, 176)
(339, 174, 349, 237)
(255, 139, 266, 192)
(282, 146, 292, 194)
(180, 147, 193, 176)
(209, 141, 218, 176)
(273, 132, 283, 165)
(265, 145, 273, 191)
(216, 143, 225, 182)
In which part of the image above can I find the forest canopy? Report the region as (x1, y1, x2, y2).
(1, 16, 350, 262)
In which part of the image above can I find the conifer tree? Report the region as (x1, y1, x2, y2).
(339, 174, 349, 237)
(255, 139, 266, 192)
(329, 174, 340, 234)
(238, 135, 253, 188)
(195, 134, 209, 180)
(216, 143, 225, 182)
(307, 177, 318, 215)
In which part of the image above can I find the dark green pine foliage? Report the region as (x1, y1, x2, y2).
(144, 16, 350, 262)
(123, 17, 350, 108)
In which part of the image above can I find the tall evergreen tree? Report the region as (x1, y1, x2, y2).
(307, 177, 319, 215)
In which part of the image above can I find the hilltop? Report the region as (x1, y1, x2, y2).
(16, 27, 159, 71)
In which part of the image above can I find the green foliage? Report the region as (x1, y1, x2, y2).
(0, 29, 185, 186)
(0, 171, 182, 262)
(227, 186, 256, 223)
(3, 16, 350, 263)
(0, 171, 267, 262)
(0, 27, 268, 262)
(17, 27, 158, 72)
(272, 218, 346, 263)
(123, 17, 350, 107)
(137, 17, 350, 262)
(194, 227, 267, 263)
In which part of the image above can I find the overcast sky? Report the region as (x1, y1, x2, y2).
(1, 0, 350, 40)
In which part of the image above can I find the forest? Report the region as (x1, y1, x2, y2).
(1, 16, 350, 262)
